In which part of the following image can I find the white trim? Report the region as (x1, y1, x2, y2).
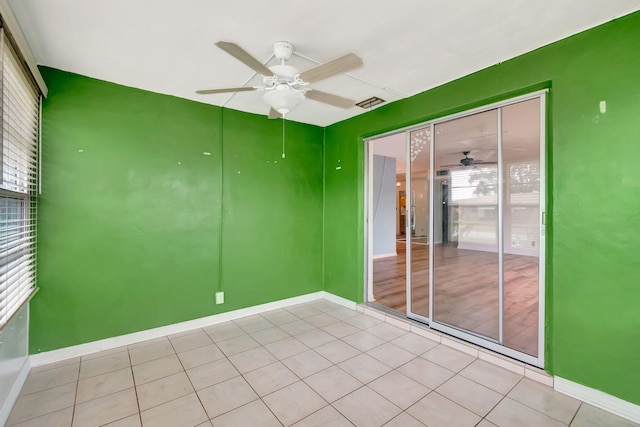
(321, 291, 358, 310)
(30, 291, 325, 367)
(0, 0, 47, 96)
(555, 377, 640, 424)
(372, 252, 396, 259)
(0, 357, 30, 426)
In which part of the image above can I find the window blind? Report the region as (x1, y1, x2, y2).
(0, 27, 40, 329)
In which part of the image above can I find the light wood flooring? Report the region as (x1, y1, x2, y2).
(372, 241, 539, 356)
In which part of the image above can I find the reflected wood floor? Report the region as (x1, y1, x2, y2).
(373, 241, 539, 356)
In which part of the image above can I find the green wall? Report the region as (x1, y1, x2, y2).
(324, 11, 640, 405)
(33, 68, 324, 352)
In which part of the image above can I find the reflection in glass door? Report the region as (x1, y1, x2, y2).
(433, 109, 500, 341)
(408, 128, 431, 319)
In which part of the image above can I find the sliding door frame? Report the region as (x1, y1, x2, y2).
(364, 89, 547, 368)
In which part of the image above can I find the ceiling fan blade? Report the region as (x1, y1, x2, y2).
(215, 41, 273, 76)
(195, 87, 257, 95)
(305, 90, 356, 109)
(299, 53, 363, 83)
(473, 160, 498, 165)
(268, 107, 282, 119)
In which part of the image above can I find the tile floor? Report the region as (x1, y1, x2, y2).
(7, 299, 639, 427)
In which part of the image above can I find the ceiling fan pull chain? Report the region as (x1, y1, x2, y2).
(282, 117, 286, 158)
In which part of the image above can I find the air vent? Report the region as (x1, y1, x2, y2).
(436, 170, 449, 176)
(356, 96, 385, 109)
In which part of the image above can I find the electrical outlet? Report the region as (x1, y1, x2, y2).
(215, 292, 224, 305)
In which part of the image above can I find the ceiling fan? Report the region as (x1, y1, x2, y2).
(196, 41, 363, 119)
(440, 151, 498, 168)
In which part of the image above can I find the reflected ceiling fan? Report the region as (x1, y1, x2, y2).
(440, 151, 498, 168)
(196, 41, 363, 119)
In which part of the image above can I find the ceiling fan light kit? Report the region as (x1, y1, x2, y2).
(197, 41, 363, 118)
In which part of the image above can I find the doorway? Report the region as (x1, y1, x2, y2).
(367, 92, 546, 366)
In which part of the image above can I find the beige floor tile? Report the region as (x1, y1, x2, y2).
(397, 357, 454, 389)
(321, 321, 360, 339)
(292, 405, 353, 427)
(459, 360, 522, 395)
(391, 333, 439, 356)
(197, 376, 258, 419)
(79, 351, 131, 380)
(21, 364, 79, 395)
(343, 314, 383, 329)
(407, 392, 481, 427)
(264, 337, 309, 360)
(436, 375, 503, 417)
(228, 346, 278, 374)
(383, 412, 426, 427)
(307, 300, 342, 313)
(76, 367, 134, 404)
(333, 386, 401, 427)
(486, 397, 565, 427)
(476, 420, 498, 427)
(365, 323, 407, 341)
(186, 358, 240, 390)
(263, 381, 326, 426)
(177, 343, 225, 370)
(137, 371, 194, 411)
(286, 304, 324, 319)
(422, 345, 476, 372)
(508, 378, 581, 424)
(128, 337, 168, 351)
(216, 334, 260, 356)
(73, 388, 138, 427)
(369, 370, 430, 410)
(305, 313, 340, 328)
(261, 309, 299, 325)
(104, 414, 142, 426)
(338, 353, 392, 384)
(279, 320, 317, 336)
(571, 403, 640, 427)
(326, 307, 359, 321)
(243, 361, 299, 396)
(29, 357, 80, 374)
(82, 347, 127, 361)
(168, 329, 212, 353)
(140, 393, 208, 427)
(341, 331, 385, 352)
(234, 315, 275, 334)
(7, 406, 73, 427)
(282, 349, 333, 378)
(249, 326, 290, 345)
(210, 399, 282, 427)
(314, 340, 361, 364)
(129, 339, 175, 366)
(304, 365, 363, 402)
(8, 382, 76, 425)
(296, 329, 337, 348)
(203, 322, 246, 342)
(132, 354, 183, 386)
(196, 422, 213, 427)
(367, 342, 416, 368)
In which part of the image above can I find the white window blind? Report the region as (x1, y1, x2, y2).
(0, 27, 40, 329)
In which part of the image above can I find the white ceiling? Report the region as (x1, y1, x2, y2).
(8, 0, 639, 127)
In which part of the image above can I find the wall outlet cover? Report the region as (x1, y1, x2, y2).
(215, 292, 224, 304)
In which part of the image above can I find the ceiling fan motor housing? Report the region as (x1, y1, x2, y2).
(273, 41, 293, 61)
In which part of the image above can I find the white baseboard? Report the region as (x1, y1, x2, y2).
(372, 252, 397, 259)
(0, 358, 31, 426)
(30, 291, 327, 367)
(555, 377, 640, 424)
(321, 291, 358, 310)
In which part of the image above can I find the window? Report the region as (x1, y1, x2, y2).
(0, 27, 40, 329)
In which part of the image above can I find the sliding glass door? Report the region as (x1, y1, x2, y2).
(368, 91, 546, 366)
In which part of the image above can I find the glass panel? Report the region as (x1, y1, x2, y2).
(502, 98, 541, 356)
(409, 127, 430, 318)
(370, 135, 406, 313)
(433, 109, 499, 340)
